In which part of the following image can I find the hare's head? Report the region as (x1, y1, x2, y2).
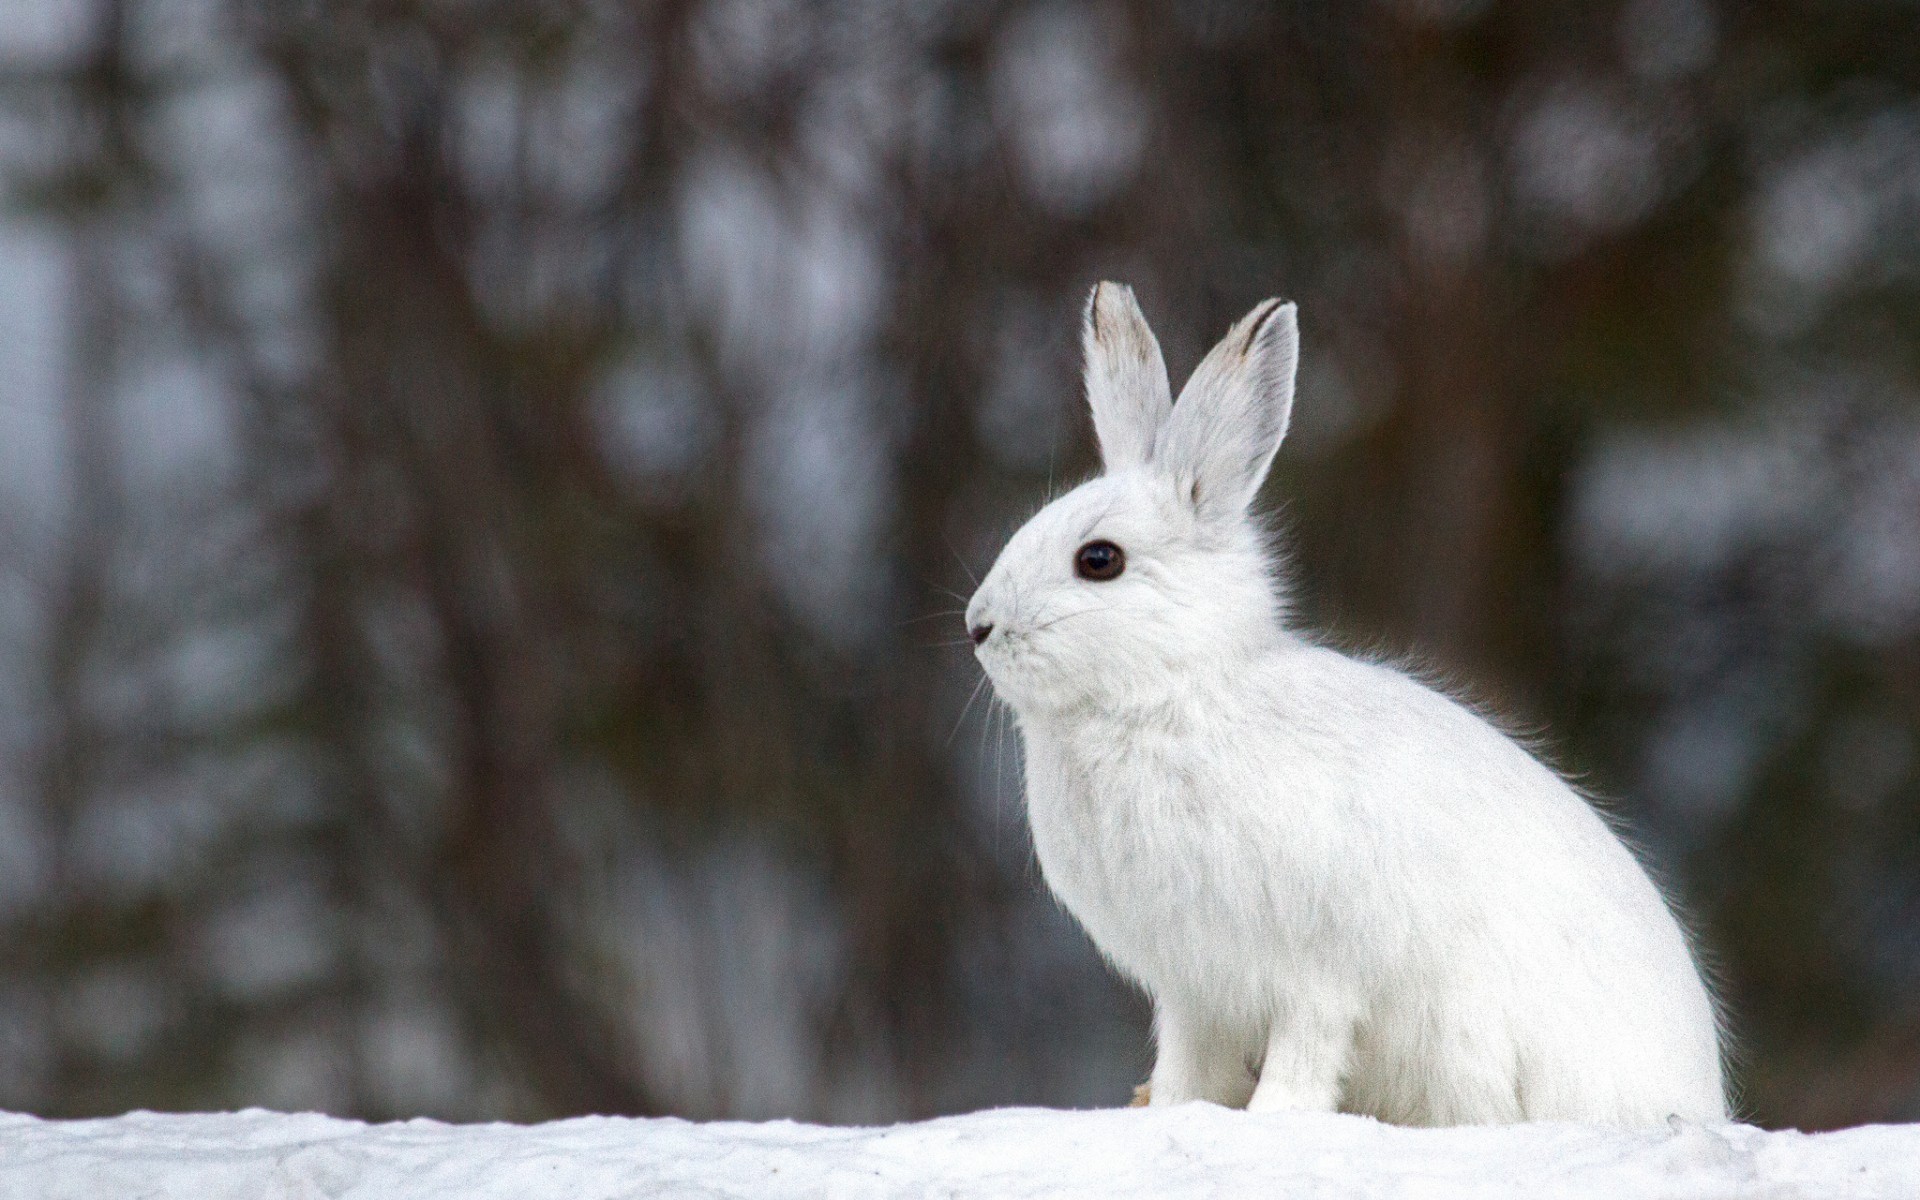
(965, 283, 1299, 719)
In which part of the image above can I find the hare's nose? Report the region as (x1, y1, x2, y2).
(969, 622, 995, 646)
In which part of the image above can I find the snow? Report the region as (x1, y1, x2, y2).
(1, 1105, 1915, 1199)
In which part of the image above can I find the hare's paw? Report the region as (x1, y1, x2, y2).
(1149, 1005, 1257, 1108)
(1245, 999, 1355, 1114)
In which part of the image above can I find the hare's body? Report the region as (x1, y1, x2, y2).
(967, 284, 1726, 1125)
(1022, 642, 1723, 1124)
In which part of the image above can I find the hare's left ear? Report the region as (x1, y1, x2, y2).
(1157, 298, 1297, 521)
(1082, 282, 1173, 472)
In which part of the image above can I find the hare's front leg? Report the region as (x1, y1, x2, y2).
(1148, 1002, 1257, 1107)
(1245, 994, 1355, 1113)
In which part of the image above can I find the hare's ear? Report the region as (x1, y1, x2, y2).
(1158, 298, 1297, 521)
(1082, 282, 1173, 472)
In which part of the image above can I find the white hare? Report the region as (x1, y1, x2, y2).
(965, 283, 1726, 1126)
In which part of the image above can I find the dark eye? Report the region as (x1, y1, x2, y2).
(1074, 540, 1126, 581)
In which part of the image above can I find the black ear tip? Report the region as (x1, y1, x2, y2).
(1240, 298, 1295, 355)
(1259, 297, 1297, 324)
(1086, 281, 1118, 335)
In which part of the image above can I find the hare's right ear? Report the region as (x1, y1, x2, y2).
(1082, 282, 1172, 472)
(1157, 297, 1297, 523)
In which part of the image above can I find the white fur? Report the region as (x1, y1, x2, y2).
(965, 284, 1726, 1126)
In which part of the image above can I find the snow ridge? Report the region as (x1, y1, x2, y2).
(2, 1105, 1915, 1199)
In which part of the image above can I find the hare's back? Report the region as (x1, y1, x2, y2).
(1270, 648, 1632, 871)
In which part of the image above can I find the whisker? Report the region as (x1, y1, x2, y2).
(978, 688, 999, 858)
(994, 699, 1021, 875)
(946, 672, 990, 747)
(989, 695, 1005, 861)
(1027, 606, 1112, 635)
(1075, 494, 1123, 544)
(943, 531, 980, 588)
(902, 609, 968, 626)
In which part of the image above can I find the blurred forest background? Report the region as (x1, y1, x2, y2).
(0, 0, 1917, 1131)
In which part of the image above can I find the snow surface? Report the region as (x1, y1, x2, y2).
(1, 1105, 1916, 1199)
